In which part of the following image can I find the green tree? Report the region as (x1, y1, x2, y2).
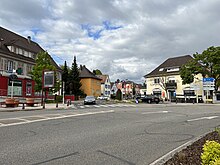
(68, 56, 83, 99)
(93, 69, 102, 75)
(180, 46, 220, 91)
(31, 51, 59, 92)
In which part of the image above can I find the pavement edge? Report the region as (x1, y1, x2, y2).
(149, 130, 214, 165)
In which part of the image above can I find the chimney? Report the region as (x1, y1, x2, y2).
(0, 38, 4, 48)
(27, 36, 31, 43)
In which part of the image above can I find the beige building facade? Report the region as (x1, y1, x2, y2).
(144, 55, 204, 103)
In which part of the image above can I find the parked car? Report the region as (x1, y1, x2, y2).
(140, 95, 160, 104)
(84, 96, 96, 105)
(97, 96, 109, 100)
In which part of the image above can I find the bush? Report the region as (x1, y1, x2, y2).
(212, 159, 220, 165)
(201, 140, 220, 165)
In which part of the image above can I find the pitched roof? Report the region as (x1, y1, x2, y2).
(79, 65, 102, 80)
(0, 26, 61, 71)
(96, 75, 109, 84)
(144, 55, 193, 78)
(0, 26, 43, 53)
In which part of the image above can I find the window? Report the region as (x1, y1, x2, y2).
(167, 68, 179, 72)
(154, 78, 160, 84)
(24, 51, 28, 57)
(0, 58, 3, 70)
(7, 46, 12, 51)
(4, 59, 7, 71)
(26, 64, 33, 75)
(7, 60, 14, 72)
(17, 62, 24, 75)
(18, 48, 22, 55)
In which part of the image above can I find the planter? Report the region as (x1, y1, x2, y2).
(14, 99, 19, 107)
(26, 98, 35, 106)
(5, 98, 16, 107)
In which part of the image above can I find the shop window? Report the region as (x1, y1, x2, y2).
(8, 80, 22, 96)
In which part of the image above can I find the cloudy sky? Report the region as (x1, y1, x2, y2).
(1, 0, 220, 83)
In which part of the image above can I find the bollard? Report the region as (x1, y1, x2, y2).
(67, 100, 69, 106)
(22, 103, 25, 109)
(43, 102, 45, 109)
(56, 102, 58, 108)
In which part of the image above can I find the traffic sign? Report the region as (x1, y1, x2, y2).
(203, 77, 215, 82)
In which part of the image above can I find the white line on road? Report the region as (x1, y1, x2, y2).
(0, 110, 115, 128)
(187, 116, 219, 122)
(142, 111, 169, 115)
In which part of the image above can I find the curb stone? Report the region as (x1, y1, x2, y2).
(148, 130, 214, 165)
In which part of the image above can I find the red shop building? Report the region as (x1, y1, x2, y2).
(0, 26, 61, 98)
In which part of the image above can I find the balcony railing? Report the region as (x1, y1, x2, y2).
(165, 82, 177, 89)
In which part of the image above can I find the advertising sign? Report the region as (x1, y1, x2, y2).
(26, 82, 32, 96)
(43, 71, 54, 88)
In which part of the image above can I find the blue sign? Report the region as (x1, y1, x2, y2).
(203, 78, 215, 82)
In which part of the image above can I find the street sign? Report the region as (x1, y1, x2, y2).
(203, 77, 215, 82)
(203, 77, 215, 90)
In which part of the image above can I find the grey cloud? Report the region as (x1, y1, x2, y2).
(1, 0, 220, 83)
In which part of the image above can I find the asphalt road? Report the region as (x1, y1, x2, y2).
(0, 103, 220, 165)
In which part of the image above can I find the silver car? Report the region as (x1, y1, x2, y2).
(84, 96, 96, 105)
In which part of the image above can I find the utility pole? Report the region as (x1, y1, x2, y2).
(63, 81, 65, 105)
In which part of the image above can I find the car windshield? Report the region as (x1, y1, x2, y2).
(86, 96, 94, 99)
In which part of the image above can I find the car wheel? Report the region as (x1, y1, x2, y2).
(148, 99, 151, 104)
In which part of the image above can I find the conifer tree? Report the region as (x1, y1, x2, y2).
(68, 56, 83, 98)
(62, 61, 69, 93)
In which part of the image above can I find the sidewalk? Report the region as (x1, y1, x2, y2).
(0, 102, 82, 112)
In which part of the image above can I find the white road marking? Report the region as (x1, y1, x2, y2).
(99, 105, 108, 107)
(79, 106, 85, 109)
(93, 105, 100, 108)
(142, 111, 169, 114)
(84, 105, 90, 108)
(187, 116, 219, 122)
(108, 104, 116, 107)
(0, 110, 115, 128)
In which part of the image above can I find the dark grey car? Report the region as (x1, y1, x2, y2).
(84, 96, 96, 105)
(141, 95, 160, 104)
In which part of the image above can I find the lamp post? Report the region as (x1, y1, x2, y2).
(63, 81, 65, 105)
(9, 71, 18, 98)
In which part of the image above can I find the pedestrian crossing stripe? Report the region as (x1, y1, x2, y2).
(77, 104, 136, 109)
